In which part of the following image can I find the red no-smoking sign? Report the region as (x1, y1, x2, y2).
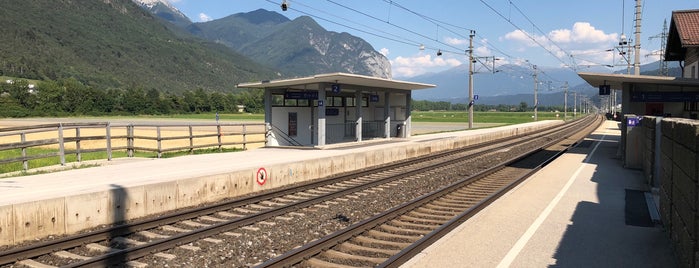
(256, 167, 268, 185)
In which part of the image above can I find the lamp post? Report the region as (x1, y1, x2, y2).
(563, 81, 568, 121)
(533, 65, 538, 121)
(468, 30, 475, 129)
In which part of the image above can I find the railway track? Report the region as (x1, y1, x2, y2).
(258, 115, 602, 267)
(0, 116, 600, 268)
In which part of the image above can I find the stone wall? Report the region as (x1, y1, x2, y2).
(657, 118, 699, 267)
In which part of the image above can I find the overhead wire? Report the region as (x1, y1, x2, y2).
(321, 0, 467, 55)
(267, 0, 571, 88)
(262, 0, 417, 48)
(507, 1, 574, 67)
(478, 0, 576, 71)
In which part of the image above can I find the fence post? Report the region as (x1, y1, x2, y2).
(189, 125, 194, 155)
(217, 124, 222, 152)
(242, 125, 247, 150)
(265, 123, 270, 146)
(157, 126, 162, 158)
(127, 124, 134, 157)
(75, 127, 82, 162)
(106, 122, 112, 161)
(58, 123, 65, 166)
(21, 132, 27, 171)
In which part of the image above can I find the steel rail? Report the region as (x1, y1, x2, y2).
(256, 115, 601, 267)
(0, 116, 595, 267)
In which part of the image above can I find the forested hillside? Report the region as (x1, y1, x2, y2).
(0, 0, 277, 92)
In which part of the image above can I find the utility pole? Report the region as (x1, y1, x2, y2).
(533, 65, 538, 121)
(563, 81, 568, 121)
(573, 91, 577, 118)
(633, 0, 642, 75)
(468, 30, 475, 129)
(648, 19, 669, 76)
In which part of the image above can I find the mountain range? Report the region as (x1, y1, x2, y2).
(137, 2, 391, 78)
(409, 61, 682, 105)
(0, 0, 680, 105)
(0, 0, 275, 93)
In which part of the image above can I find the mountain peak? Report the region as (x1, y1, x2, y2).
(235, 9, 290, 25)
(133, 0, 173, 9)
(132, 0, 191, 27)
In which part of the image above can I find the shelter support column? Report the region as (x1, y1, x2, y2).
(355, 90, 363, 142)
(384, 91, 391, 139)
(317, 86, 326, 146)
(405, 91, 411, 138)
(264, 89, 273, 146)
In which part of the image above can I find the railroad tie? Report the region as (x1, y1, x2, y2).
(17, 259, 58, 268)
(52, 250, 90, 260)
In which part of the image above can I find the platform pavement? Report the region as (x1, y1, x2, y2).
(401, 120, 677, 267)
(0, 120, 559, 207)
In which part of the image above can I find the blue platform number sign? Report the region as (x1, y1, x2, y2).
(627, 117, 639, 127)
(318, 100, 324, 107)
(474, 95, 479, 100)
(331, 84, 341, 93)
(370, 95, 379, 102)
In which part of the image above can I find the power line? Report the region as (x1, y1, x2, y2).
(269, 0, 572, 81)
(263, 0, 418, 48)
(323, 0, 467, 54)
(478, 0, 576, 70)
(507, 1, 574, 67)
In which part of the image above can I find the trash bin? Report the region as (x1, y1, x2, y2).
(396, 123, 405, 138)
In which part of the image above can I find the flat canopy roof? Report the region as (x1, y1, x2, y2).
(578, 72, 699, 89)
(237, 72, 436, 91)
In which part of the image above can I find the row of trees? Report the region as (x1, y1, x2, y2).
(0, 78, 264, 117)
(1, 78, 569, 118)
(411, 99, 564, 112)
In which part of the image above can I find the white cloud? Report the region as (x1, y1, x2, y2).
(391, 53, 462, 78)
(445, 37, 468, 46)
(379, 48, 390, 57)
(199, 13, 212, 22)
(499, 22, 624, 67)
(504, 22, 617, 50)
(551, 22, 617, 44)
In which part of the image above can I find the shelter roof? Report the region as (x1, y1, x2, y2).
(238, 72, 435, 91)
(578, 72, 699, 90)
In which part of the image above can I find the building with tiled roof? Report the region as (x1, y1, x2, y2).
(665, 9, 699, 78)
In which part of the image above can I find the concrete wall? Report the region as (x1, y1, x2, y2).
(655, 118, 699, 267)
(0, 121, 562, 247)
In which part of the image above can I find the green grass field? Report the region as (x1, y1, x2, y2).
(412, 111, 573, 124)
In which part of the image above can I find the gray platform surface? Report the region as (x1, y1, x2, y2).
(402, 120, 676, 267)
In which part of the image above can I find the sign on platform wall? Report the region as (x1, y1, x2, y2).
(285, 91, 318, 100)
(326, 108, 339, 116)
(599, 85, 611, 95)
(630, 91, 699, 102)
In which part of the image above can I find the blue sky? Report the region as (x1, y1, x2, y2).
(167, 0, 695, 78)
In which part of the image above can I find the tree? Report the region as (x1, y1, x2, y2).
(6, 79, 33, 109)
(518, 101, 528, 112)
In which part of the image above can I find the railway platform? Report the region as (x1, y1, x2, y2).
(0, 120, 561, 247)
(402, 119, 677, 267)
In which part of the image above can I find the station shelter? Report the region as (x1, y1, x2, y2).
(577, 72, 699, 119)
(238, 73, 435, 147)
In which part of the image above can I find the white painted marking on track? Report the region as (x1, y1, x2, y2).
(496, 134, 607, 268)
